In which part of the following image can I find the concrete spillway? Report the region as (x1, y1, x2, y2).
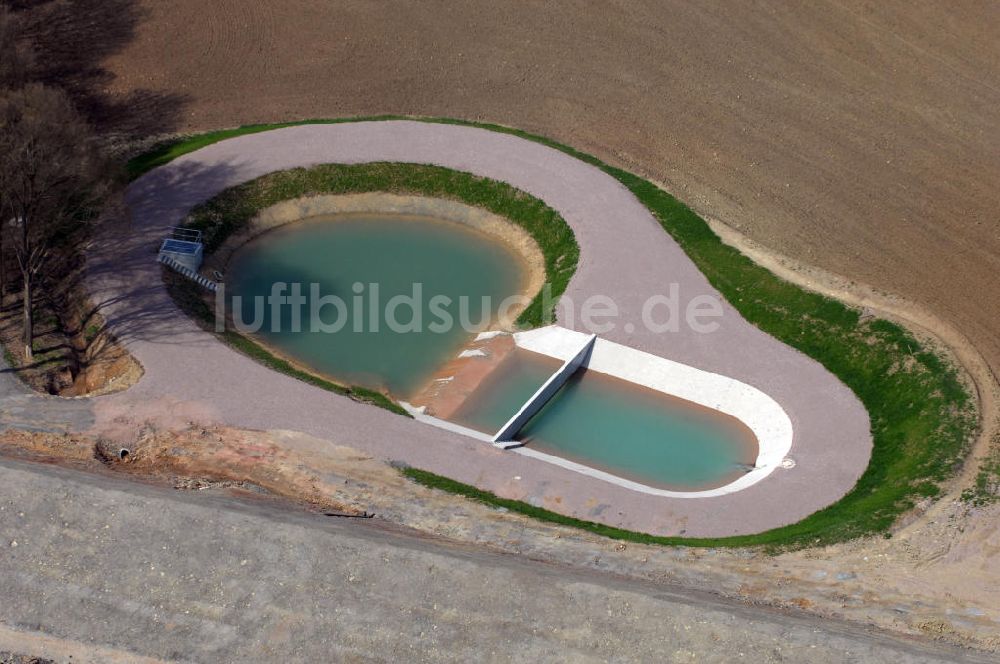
(492, 333, 597, 448)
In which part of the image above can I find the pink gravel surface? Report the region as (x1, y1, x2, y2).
(88, 121, 871, 537)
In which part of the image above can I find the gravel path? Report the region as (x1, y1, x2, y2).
(85, 121, 871, 537)
(0, 359, 93, 434)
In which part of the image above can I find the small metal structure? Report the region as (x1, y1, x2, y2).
(158, 227, 204, 272)
(157, 227, 219, 292)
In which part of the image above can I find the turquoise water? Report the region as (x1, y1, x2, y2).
(451, 352, 758, 490)
(450, 349, 563, 433)
(521, 371, 758, 490)
(226, 214, 754, 489)
(226, 214, 526, 397)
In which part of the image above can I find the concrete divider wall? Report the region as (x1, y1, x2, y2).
(492, 333, 597, 447)
(512, 326, 794, 497)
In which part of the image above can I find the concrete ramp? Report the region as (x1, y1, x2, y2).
(492, 333, 596, 448)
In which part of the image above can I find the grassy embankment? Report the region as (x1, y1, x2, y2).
(130, 118, 977, 548)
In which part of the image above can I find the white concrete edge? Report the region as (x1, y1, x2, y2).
(400, 402, 495, 443)
(511, 325, 794, 498)
(513, 446, 776, 499)
(492, 333, 596, 446)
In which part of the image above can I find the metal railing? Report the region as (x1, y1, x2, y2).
(167, 227, 203, 243)
(158, 254, 219, 292)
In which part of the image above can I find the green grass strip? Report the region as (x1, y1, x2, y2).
(184, 162, 577, 328)
(402, 466, 721, 547)
(126, 116, 404, 180)
(131, 117, 977, 548)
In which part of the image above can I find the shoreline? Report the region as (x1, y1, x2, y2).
(208, 193, 548, 331)
(197, 193, 553, 404)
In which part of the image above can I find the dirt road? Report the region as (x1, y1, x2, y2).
(0, 457, 994, 663)
(95, 0, 1000, 380)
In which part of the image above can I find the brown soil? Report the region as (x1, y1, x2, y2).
(0, 425, 362, 517)
(707, 216, 1000, 505)
(98, 0, 1000, 394)
(0, 260, 142, 397)
(408, 333, 518, 419)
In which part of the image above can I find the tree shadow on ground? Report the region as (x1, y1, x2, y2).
(1, 0, 193, 390)
(13, 0, 189, 140)
(0, 158, 243, 390)
(84, 158, 246, 348)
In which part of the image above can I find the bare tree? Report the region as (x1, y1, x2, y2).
(0, 4, 35, 300)
(0, 5, 33, 89)
(0, 83, 108, 360)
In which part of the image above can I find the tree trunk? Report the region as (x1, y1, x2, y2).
(22, 270, 32, 361)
